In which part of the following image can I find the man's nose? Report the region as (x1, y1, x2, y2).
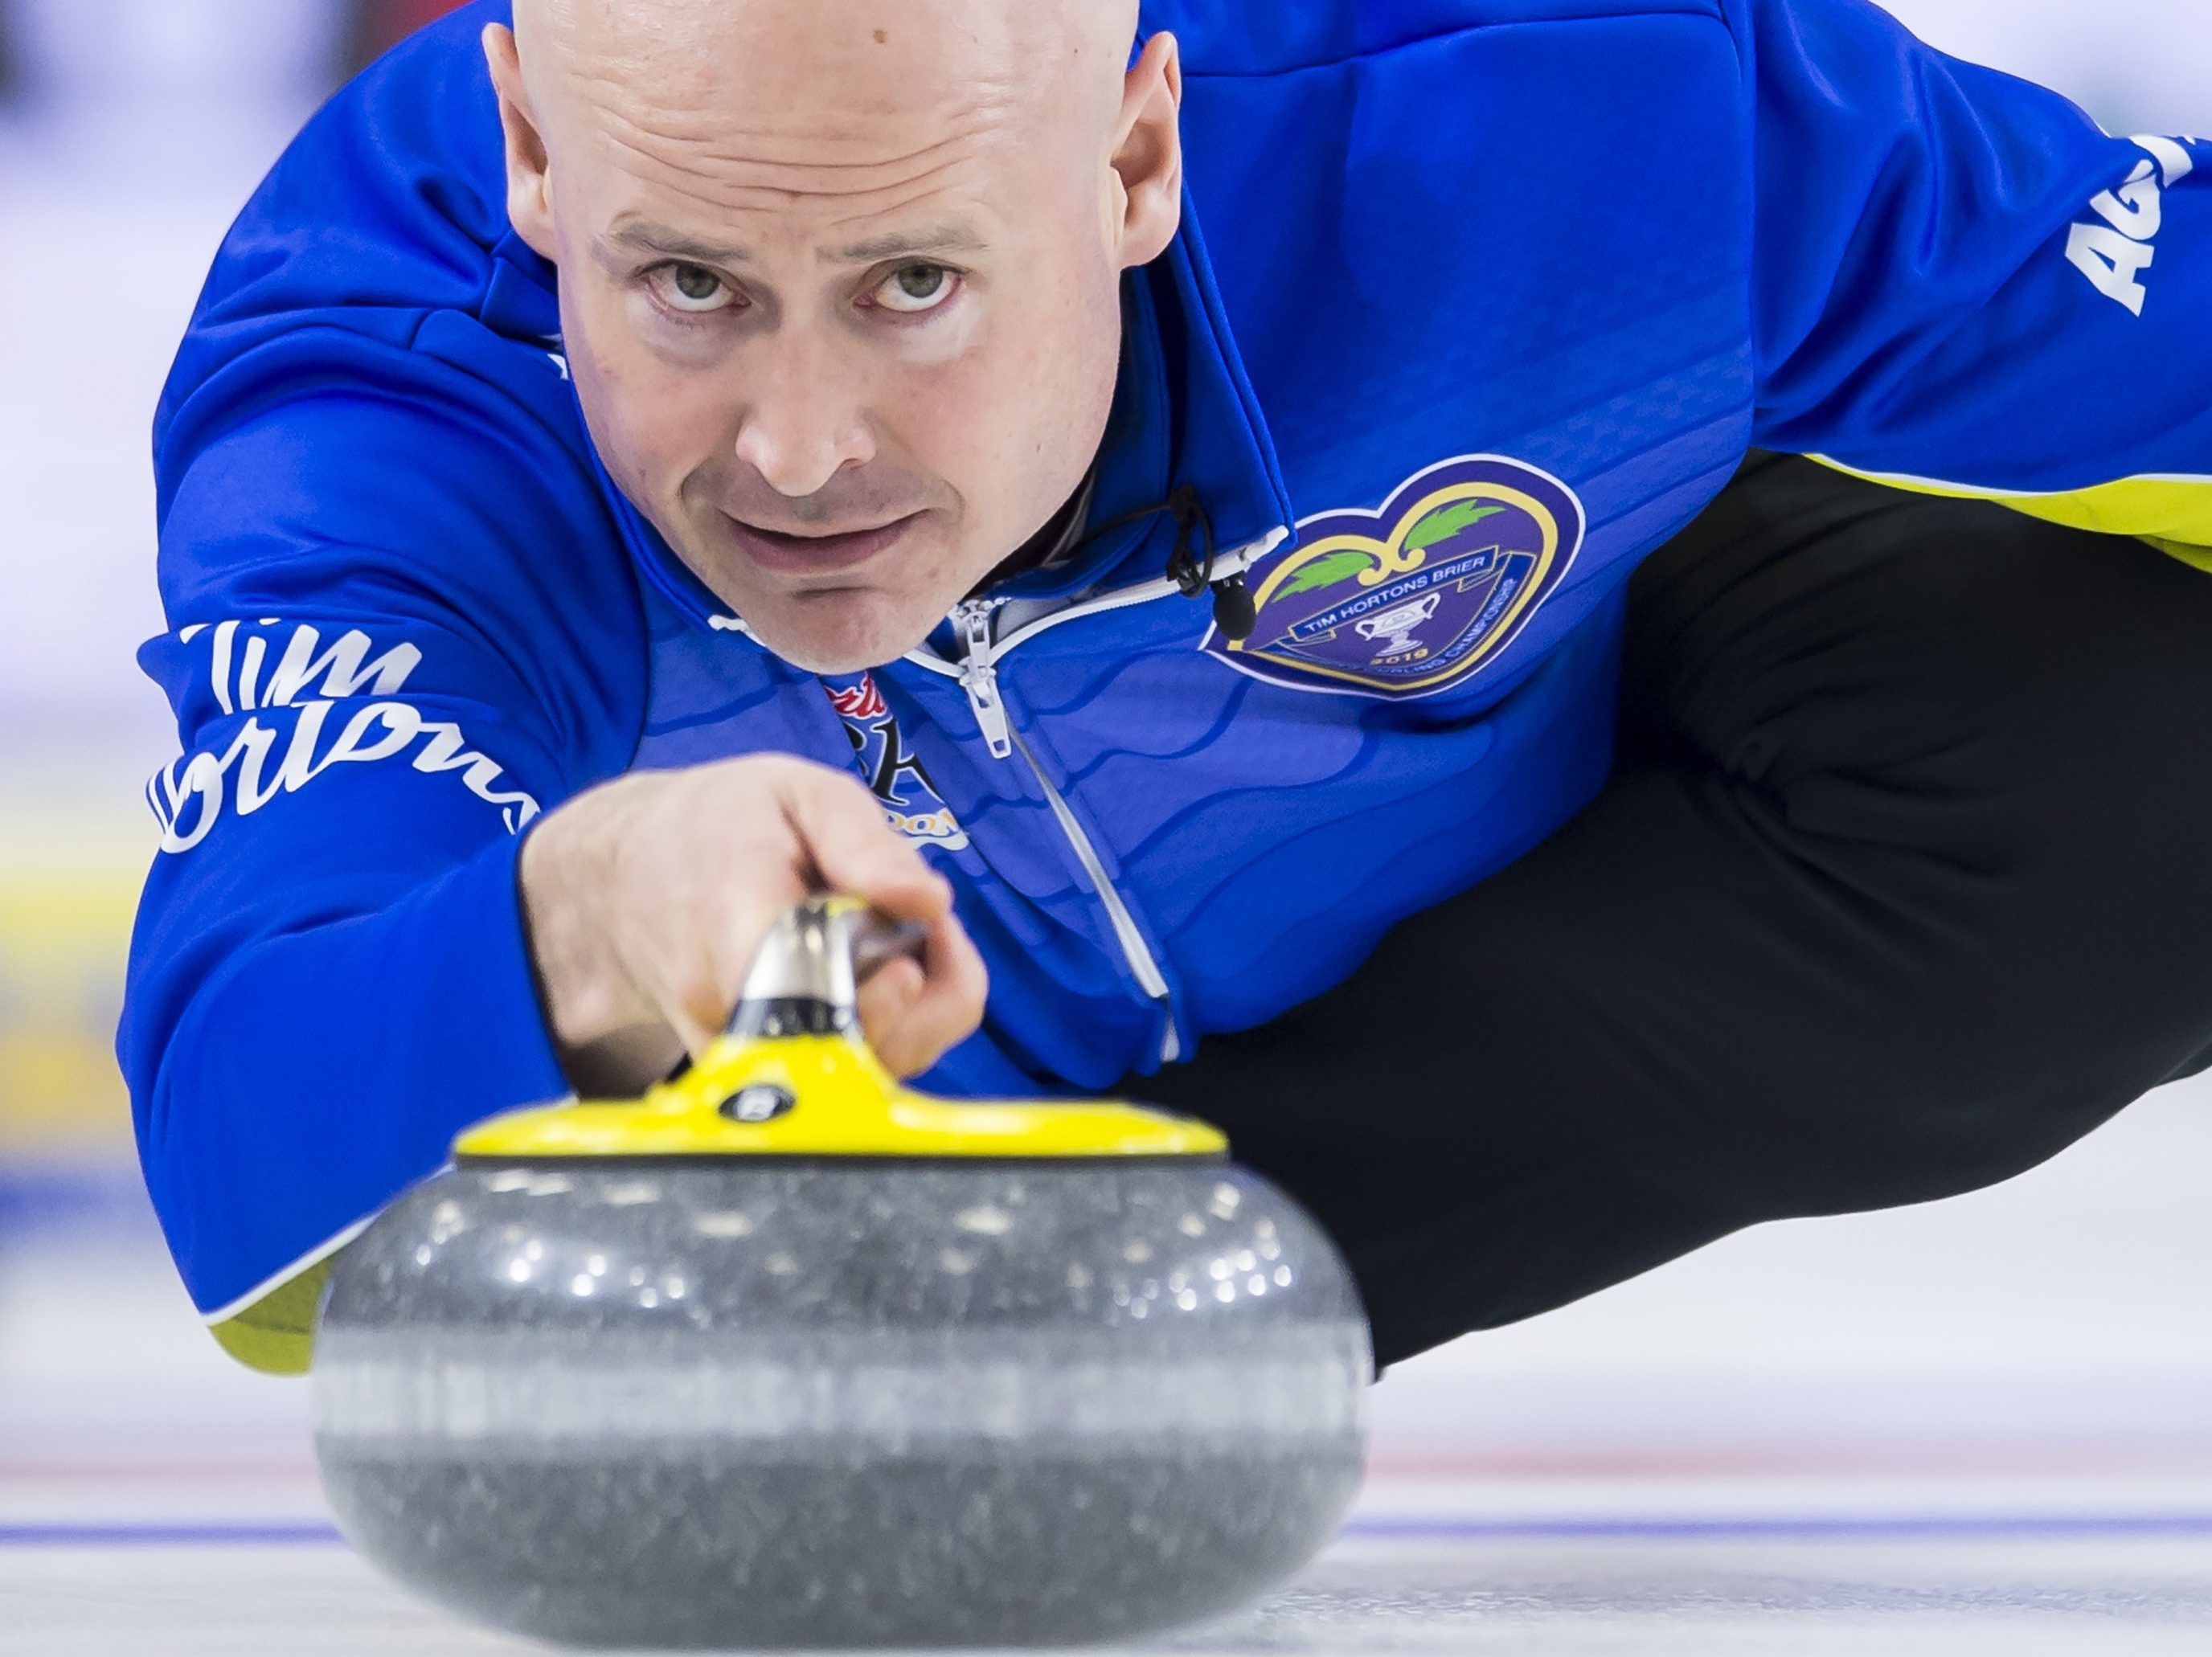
(731, 333, 876, 501)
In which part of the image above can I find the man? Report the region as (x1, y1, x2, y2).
(125, 0, 2212, 1376)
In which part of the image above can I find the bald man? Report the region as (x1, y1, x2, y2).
(129, 0, 2212, 1375)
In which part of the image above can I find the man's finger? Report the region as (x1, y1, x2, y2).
(856, 955, 930, 1071)
(777, 764, 951, 922)
(863, 912, 989, 1078)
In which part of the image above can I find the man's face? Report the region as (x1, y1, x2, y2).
(488, 0, 1179, 673)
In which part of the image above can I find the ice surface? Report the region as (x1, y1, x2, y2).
(10, 1084, 2212, 1653)
(13, 1533, 2212, 1655)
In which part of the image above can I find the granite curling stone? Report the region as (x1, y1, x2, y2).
(312, 898, 1372, 1650)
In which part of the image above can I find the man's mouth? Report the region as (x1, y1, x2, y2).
(724, 512, 921, 576)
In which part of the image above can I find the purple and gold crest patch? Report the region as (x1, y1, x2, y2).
(1204, 454, 1585, 698)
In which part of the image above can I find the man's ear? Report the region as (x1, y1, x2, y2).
(483, 24, 557, 263)
(1110, 31, 1183, 269)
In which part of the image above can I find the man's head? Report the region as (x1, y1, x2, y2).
(485, 0, 1180, 672)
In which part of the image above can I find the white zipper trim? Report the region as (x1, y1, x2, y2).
(908, 526, 1288, 684)
(903, 526, 1287, 685)
(909, 526, 1287, 1065)
(1009, 722, 1182, 1064)
(927, 615, 1185, 1058)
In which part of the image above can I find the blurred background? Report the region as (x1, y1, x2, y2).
(2, 0, 2210, 1527)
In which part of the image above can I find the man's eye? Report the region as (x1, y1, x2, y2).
(653, 263, 735, 314)
(873, 263, 959, 316)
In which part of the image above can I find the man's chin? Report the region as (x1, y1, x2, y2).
(738, 591, 938, 676)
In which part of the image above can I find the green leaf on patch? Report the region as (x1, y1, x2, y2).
(1275, 548, 1380, 599)
(1403, 501, 1505, 554)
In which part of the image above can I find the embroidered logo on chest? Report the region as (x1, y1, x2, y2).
(1205, 454, 1585, 698)
(825, 675, 971, 851)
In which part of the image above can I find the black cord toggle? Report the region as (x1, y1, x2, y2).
(1164, 485, 1257, 643)
(1047, 481, 1260, 644)
(1209, 571, 1257, 643)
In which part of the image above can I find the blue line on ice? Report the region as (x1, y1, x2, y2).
(0, 1524, 343, 1547)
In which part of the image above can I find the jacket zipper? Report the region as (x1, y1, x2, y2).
(954, 604, 1014, 757)
(914, 528, 1288, 1067)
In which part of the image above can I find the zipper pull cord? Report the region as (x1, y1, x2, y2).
(1162, 485, 1257, 644)
(1051, 484, 1259, 643)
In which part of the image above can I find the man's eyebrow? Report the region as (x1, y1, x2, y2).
(605, 221, 746, 264)
(834, 223, 991, 264)
(604, 218, 990, 266)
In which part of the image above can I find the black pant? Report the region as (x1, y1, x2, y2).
(1132, 453, 2212, 1373)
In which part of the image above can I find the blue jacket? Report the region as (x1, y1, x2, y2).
(127, 0, 2212, 1353)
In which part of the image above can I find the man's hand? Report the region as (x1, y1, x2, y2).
(519, 755, 986, 1096)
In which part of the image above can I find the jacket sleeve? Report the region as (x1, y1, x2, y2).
(122, 335, 641, 1372)
(1736, 0, 2212, 567)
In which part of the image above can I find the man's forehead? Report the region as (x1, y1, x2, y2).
(514, 0, 1133, 121)
(512, 0, 1137, 240)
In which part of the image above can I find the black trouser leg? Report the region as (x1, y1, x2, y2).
(1133, 454, 2212, 1371)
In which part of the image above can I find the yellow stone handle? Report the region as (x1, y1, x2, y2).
(454, 897, 1228, 1163)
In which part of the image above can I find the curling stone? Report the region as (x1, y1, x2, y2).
(312, 897, 1370, 1650)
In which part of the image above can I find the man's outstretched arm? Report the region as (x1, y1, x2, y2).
(126, 342, 633, 1370)
(130, 338, 984, 1374)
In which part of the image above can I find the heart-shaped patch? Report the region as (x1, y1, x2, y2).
(1204, 454, 1584, 698)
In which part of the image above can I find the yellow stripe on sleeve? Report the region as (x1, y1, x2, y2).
(1808, 456, 2212, 574)
(202, 1214, 379, 1376)
(207, 1258, 334, 1377)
